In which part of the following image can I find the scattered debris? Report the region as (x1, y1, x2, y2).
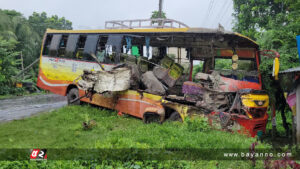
(77, 55, 183, 96)
(141, 71, 166, 95)
(128, 64, 141, 90)
(82, 120, 97, 130)
(154, 56, 184, 87)
(182, 80, 234, 113)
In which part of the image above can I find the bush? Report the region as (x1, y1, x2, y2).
(186, 117, 211, 132)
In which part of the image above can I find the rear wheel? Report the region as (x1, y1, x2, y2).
(67, 88, 81, 105)
(168, 111, 182, 122)
(143, 113, 160, 124)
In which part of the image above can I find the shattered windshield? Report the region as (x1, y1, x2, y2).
(214, 58, 256, 71)
(213, 58, 258, 82)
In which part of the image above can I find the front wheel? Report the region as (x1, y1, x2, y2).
(67, 88, 81, 105)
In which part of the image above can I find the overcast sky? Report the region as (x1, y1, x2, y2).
(0, 0, 234, 30)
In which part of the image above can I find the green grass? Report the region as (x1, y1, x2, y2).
(0, 105, 264, 149)
(0, 105, 272, 168)
(0, 91, 46, 100)
(266, 110, 293, 135)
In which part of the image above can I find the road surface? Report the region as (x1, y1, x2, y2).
(0, 94, 67, 122)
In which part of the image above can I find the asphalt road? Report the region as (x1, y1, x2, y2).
(0, 94, 67, 122)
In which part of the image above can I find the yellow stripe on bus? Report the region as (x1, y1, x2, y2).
(46, 28, 189, 34)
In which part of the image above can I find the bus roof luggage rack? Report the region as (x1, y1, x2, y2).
(105, 18, 189, 29)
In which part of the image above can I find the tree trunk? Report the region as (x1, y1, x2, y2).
(280, 105, 289, 137)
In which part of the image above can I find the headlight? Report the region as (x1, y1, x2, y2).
(254, 100, 266, 106)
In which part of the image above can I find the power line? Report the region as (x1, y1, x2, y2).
(207, 0, 216, 21)
(219, 0, 233, 25)
(202, 0, 213, 27)
(210, 0, 230, 28)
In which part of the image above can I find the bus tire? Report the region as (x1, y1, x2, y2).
(67, 88, 81, 105)
(143, 112, 160, 124)
(168, 111, 182, 122)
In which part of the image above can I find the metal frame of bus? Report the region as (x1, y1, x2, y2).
(37, 27, 269, 136)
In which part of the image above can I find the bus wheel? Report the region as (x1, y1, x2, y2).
(67, 88, 81, 105)
(143, 113, 160, 124)
(168, 111, 182, 122)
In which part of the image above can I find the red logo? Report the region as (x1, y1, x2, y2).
(30, 149, 47, 160)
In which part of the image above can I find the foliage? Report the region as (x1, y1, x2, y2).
(0, 9, 40, 68)
(233, 0, 300, 70)
(28, 12, 72, 37)
(233, 0, 300, 106)
(192, 63, 203, 80)
(185, 117, 211, 132)
(0, 37, 23, 95)
(0, 9, 72, 95)
(0, 160, 268, 169)
(215, 58, 232, 70)
(233, 0, 293, 39)
(150, 10, 167, 19)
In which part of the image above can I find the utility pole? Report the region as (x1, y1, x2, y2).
(21, 51, 24, 80)
(158, 0, 163, 18)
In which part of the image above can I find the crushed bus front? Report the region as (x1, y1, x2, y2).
(237, 91, 269, 137)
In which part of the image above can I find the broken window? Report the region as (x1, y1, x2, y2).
(83, 35, 100, 61)
(96, 36, 108, 63)
(65, 34, 79, 58)
(106, 35, 124, 63)
(192, 60, 204, 81)
(75, 35, 87, 60)
(236, 59, 256, 71)
(58, 35, 68, 57)
(42, 34, 53, 56)
(143, 46, 153, 58)
(214, 58, 232, 70)
(49, 34, 62, 57)
(203, 58, 213, 73)
(213, 57, 259, 82)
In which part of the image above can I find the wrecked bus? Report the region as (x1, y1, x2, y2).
(37, 20, 269, 137)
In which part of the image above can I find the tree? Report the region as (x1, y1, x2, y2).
(0, 9, 73, 94)
(0, 9, 40, 69)
(28, 12, 72, 37)
(232, 0, 292, 38)
(150, 11, 167, 19)
(0, 37, 20, 95)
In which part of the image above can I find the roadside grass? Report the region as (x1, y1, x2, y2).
(0, 105, 271, 168)
(0, 105, 266, 149)
(264, 110, 295, 151)
(0, 91, 47, 100)
(266, 110, 293, 136)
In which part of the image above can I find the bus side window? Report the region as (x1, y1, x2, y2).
(42, 34, 53, 55)
(65, 34, 79, 58)
(49, 34, 62, 57)
(96, 36, 108, 63)
(106, 35, 124, 64)
(58, 35, 68, 57)
(83, 35, 100, 61)
(75, 35, 87, 60)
